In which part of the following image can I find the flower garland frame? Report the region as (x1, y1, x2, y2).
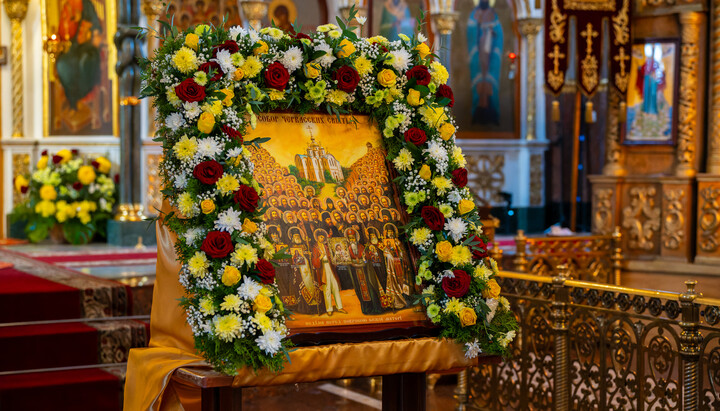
(141, 10, 517, 375)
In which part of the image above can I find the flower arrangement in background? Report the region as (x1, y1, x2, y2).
(140, 8, 517, 374)
(12, 149, 117, 245)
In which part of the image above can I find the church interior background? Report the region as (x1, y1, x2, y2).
(1, 0, 720, 409)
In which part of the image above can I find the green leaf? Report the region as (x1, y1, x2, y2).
(62, 220, 96, 245)
(27, 222, 50, 243)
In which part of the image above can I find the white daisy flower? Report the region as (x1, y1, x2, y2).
(444, 217, 467, 242)
(418, 33, 428, 43)
(166, 112, 185, 131)
(228, 26, 245, 40)
(280, 46, 303, 72)
(215, 208, 243, 233)
(389, 49, 411, 72)
(214, 49, 235, 75)
(465, 340, 482, 359)
(197, 137, 223, 158)
(238, 277, 263, 300)
(425, 140, 448, 163)
(256, 329, 283, 355)
(314, 42, 336, 67)
(183, 101, 202, 120)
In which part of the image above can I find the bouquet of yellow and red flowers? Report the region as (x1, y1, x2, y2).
(12, 149, 117, 244)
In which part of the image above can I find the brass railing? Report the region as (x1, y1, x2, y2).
(510, 228, 623, 285)
(466, 267, 720, 410)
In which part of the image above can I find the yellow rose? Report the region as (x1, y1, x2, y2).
(253, 294, 273, 313)
(39, 185, 57, 201)
(77, 166, 96, 185)
(459, 307, 477, 327)
(435, 241, 453, 262)
(242, 218, 258, 234)
(200, 199, 215, 214)
(14, 175, 28, 192)
(337, 39, 356, 58)
(198, 112, 215, 134)
(407, 88, 424, 106)
(37, 156, 48, 170)
(234, 67, 245, 81)
(184, 33, 199, 49)
(415, 42, 431, 59)
(222, 266, 241, 286)
(458, 199, 475, 215)
(419, 164, 432, 181)
(305, 62, 321, 79)
(377, 69, 397, 87)
(483, 279, 502, 299)
(55, 149, 72, 164)
(253, 40, 269, 55)
(439, 122, 456, 141)
(220, 88, 234, 106)
(94, 156, 112, 174)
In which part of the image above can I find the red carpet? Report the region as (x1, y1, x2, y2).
(0, 268, 81, 322)
(0, 322, 97, 371)
(0, 368, 122, 411)
(33, 251, 157, 266)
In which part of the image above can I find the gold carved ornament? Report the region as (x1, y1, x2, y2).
(546, 0, 568, 94)
(593, 188, 614, 234)
(466, 154, 505, 205)
(661, 188, 685, 250)
(580, 23, 600, 95)
(530, 154, 543, 206)
(622, 186, 661, 251)
(698, 187, 720, 253)
(676, 13, 702, 178)
(611, 0, 631, 94)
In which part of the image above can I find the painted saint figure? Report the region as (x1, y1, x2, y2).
(636, 44, 666, 115)
(311, 230, 346, 316)
(346, 230, 384, 314)
(467, 0, 504, 125)
(379, 0, 415, 39)
(290, 231, 325, 315)
(380, 225, 409, 309)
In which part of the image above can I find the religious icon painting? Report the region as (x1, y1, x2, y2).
(452, 0, 520, 139)
(42, 0, 118, 136)
(245, 113, 428, 337)
(372, 0, 425, 39)
(162, 0, 244, 31)
(623, 39, 679, 145)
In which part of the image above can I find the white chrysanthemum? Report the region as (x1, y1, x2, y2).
(166, 112, 185, 131)
(314, 42, 336, 67)
(227, 147, 243, 157)
(418, 33, 428, 43)
(174, 173, 188, 189)
(389, 49, 411, 72)
(280, 46, 303, 72)
(197, 137, 223, 158)
(248, 29, 260, 43)
(214, 49, 234, 75)
(425, 140, 448, 163)
(184, 101, 202, 120)
(215, 208, 243, 233)
(499, 330, 516, 348)
(238, 277, 263, 300)
(228, 26, 245, 40)
(465, 339, 482, 359)
(444, 217, 468, 242)
(256, 329, 283, 355)
(486, 298, 499, 323)
(184, 227, 204, 244)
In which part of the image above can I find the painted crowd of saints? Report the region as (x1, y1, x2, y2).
(250, 141, 417, 318)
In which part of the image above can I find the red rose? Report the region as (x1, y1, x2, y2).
(406, 65, 431, 86)
(264, 62, 290, 90)
(255, 259, 276, 284)
(175, 78, 206, 102)
(193, 160, 224, 185)
(469, 235, 488, 259)
(333, 66, 360, 93)
(294, 32, 311, 41)
(20, 185, 28, 194)
(198, 61, 223, 82)
(452, 168, 468, 188)
(436, 84, 455, 107)
(234, 185, 259, 212)
(213, 40, 239, 57)
(72, 182, 83, 190)
(404, 127, 427, 146)
(71, 149, 79, 155)
(421, 206, 445, 231)
(221, 125, 243, 142)
(52, 155, 63, 164)
(114, 174, 120, 184)
(201, 231, 234, 259)
(41, 150, 48, 156)
(442, 270, 471, 298)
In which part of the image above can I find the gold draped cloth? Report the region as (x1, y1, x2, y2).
(124, 204, 477, 411)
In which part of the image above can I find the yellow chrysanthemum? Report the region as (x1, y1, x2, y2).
(452, 146, 467, 167)
(328, 29, 342, 39)
(474, 264, 493, 280)
(216, 174, 239, 194)
(410, 227, 432, 245)
(326, 89, 348, 106)
(420, 106, 448, 126)
(220, 294, 242, 312)
(184, 33, 199, 49)
(430, 61, 449, 85)
(268, 89, 285, 101)
(94, 156, 112, 174)
(253, 312, 272, 331)
(431, 176, 453, 194)
(317, 23, 337, 33)
(214, 314, 242, 341)
(450, 245, 473, 266)
(166, 88, 181, 106)
(199, 297, 216, 315)
(172, 47, 198, 73)
(354, 55, 373, 76)
(367, 35, 388, 45)
(177, 192, 198, 217)
(242, 56, 263, 78)
(392, 148, 414, 171)
(444, 297, 466, 314)
(55, 200, 74, 223)
(194, 24, 210, 35)
(55, 149, 72, 164)
(39, 185, 57, 201)
(188, 251, 209, 277)
(37, 156, 48, 170)
(77, 166, 97, 185)
(232, 243, 258, 266)
(173, 135, 198, 161)
(35, 200, 56, 218)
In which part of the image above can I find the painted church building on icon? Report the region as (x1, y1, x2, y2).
(295, 133, 344, 183)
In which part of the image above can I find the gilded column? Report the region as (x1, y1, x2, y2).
(3, 0, 29, 138)
(519, 19, 542, 141)
(141, 0, 164, 137)
(709, 0, 720, 174)
(676, 12, 703, 178)
(603, 87, 626, 176)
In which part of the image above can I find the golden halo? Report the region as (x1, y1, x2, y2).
(268, 0, 297, 27)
